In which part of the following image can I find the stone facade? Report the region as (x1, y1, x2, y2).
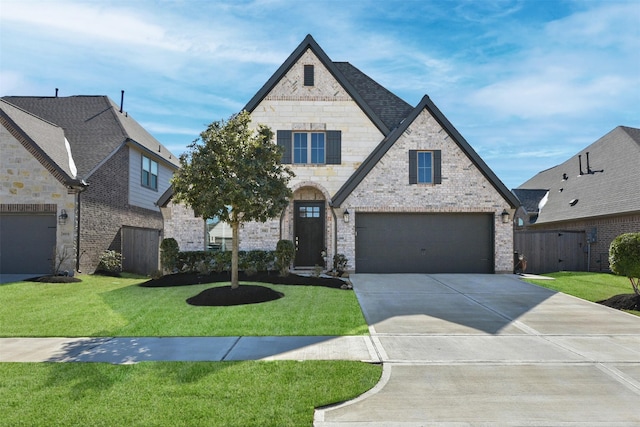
(160, 200, 205, 252)
(0, 125, 78, 272)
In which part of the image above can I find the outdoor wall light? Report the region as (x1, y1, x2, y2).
(501, 209, 510, 224)
(58, 209, 68, 225)
(343, 209, 350, 223)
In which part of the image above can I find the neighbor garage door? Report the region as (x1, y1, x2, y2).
(0, 214, 57, 274)
(355, 213, 494, 273)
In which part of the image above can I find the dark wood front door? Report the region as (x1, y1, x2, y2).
(294, 201, 325, 267)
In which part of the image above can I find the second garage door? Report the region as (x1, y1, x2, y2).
(355, 213, 494, 273)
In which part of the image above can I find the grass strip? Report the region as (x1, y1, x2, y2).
(0, 361, 381, 426)
(0, 275, 368, 337)
(524, 271, 640, 316)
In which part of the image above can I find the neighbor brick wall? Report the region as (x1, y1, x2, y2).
(161, 200, 205, 252)
(80, 146, 163, 272)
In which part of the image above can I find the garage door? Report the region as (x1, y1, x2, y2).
(0, 214, 57, 274)
(355, 213, 494, 273)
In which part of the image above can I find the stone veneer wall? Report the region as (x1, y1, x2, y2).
(0, 126, 77, 272)
(526, 213, 640, 271)
(161, 200, 205, 252)
(338, 109, 514, 273)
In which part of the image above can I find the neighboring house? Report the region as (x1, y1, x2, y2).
(514, 126, 640, 273)
(162, 35, 518, 273)
(1, 95, 179, 275)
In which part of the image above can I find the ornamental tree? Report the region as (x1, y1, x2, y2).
(171, 111, 294, 289)
(609, 232, 640, 296)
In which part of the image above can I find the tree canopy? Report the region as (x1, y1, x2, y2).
(171, 111, 294, 288)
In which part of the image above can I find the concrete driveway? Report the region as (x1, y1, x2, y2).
(315, 274, 640, 426)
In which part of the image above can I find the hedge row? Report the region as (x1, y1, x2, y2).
(175, 250, 277, 275)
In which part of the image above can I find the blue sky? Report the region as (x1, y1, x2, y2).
(1, 0, 638, 189)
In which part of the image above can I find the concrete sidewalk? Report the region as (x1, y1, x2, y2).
(314, 274, 640, 426)
(0, 336, 380, 364)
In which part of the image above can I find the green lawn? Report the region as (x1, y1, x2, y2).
(0, 274, 369, 337)
(0, 361, 382, 426)
(524, 271, 640, 316)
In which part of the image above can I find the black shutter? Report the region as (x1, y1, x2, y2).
(277, 130, 292, 164)
(304, 65, 314, 86)
(433, 150, 442, 184)
(326, 130, 341, 164)
(408, 150, 417, 184)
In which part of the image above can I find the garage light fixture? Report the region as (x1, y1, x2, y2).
(58, 209, 68, 225)
(501, 209, 510, 224)
(343, 209, 350, 223)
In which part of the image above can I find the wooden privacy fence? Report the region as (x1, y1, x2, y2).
(514, 230, 587, 274)
(122, 226, 160, 275)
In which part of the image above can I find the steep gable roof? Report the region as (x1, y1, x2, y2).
(332, 95, 520, 208)
(517, 126, 640, 223)
(512, 189, 548, 214)
(2, 95, 179, 179)
(244, 34, 412, 136)
(0, 99, 84, 188)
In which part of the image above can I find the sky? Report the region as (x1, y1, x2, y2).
(1, 0, 638, 190)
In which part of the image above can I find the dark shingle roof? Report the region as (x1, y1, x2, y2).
(512, 189, 548, 214)
(1, 99, 83, 187)
(333, 62, 413, 132)
(2, 95, 179, 179)
(517, 126, 640, 223)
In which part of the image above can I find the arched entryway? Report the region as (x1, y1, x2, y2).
(288, 184, 331, 268)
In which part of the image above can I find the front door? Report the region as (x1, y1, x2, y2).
(294, 201, 325, 267)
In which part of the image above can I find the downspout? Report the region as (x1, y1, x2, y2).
(75, 190, 82, 272)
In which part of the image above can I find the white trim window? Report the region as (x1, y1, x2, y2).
(142, 155, 158, 190)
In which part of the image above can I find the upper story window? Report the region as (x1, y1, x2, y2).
(277, 129, 341, 165)
(294, 132, 325, 164)
(304, 65, 314, 86)
(142, 155, 158, 190)
(417, 151, 433, 183)
(409, 150, 442, 185)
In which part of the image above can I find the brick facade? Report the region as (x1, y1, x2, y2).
(160, 200, 205, 252)
(79, 146, 163, 272)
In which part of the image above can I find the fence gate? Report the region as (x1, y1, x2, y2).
(122, 226, 160, 275)
(514, 230, 587, 274)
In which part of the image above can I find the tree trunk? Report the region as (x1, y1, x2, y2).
(231, 217, 240, 289)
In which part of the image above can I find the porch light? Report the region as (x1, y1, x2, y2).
(501, 209, 510, 224)
(343, 209, 350, 223)
(58, 209, 68, 225)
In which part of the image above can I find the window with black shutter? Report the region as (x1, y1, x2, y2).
(409, 150, 441, 184)
(276, 129, 341, 165)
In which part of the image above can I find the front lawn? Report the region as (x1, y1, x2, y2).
(524, 272, 640, 316)
(0, 274, 369, 337)
(0, 361, 382, 426)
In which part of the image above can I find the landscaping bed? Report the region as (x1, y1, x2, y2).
(597, 294, 640, 311)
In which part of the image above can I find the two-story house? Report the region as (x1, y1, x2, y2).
(1, 95, 180, 275)
(161, 35, 518, 274)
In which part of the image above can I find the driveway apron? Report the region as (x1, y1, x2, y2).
(315, 274, 640, 426)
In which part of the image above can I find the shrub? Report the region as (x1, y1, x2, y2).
(609, 232, 640, 296)
(97, 250, 123, 273)
(333, 253, 348, 276)
(275, 240, 295, 277)
(160, 238, 180, 273)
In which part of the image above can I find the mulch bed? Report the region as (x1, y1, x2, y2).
(140, 271, 350, 307)
(597, 294, 640, 311)
(140, 271, 348, 289)
(27, 276, 82, 283)
(187, 285, 284, 307)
